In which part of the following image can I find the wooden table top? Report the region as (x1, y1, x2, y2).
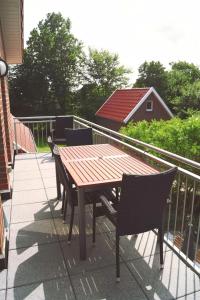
(60, 144, 158, 188)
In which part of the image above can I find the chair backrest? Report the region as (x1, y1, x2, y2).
(65, 127, 93, 146)
(47, 136, 55, 156)
(54, 116, 73, 139)
(53, 145, 71, 196)
(118, 167, 177, 236)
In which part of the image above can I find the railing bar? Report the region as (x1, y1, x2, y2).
(173, 173, 181, 241)
(166, 188, 173, 240)
(180, 177, 188, 236)
(185, 181, 196, 260)
(194, 212, 200, 268)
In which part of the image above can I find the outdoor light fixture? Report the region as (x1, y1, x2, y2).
(0, 58, 8, 77)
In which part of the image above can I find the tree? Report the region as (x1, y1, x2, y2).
(9, 13, 84, 116)
(77, 48, 131, 120)
(120, 114, 200, 162)
(166, 62, 200, 117)
(134, 61, 168, 100)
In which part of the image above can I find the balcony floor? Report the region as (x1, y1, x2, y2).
(1, 152, 200, 300)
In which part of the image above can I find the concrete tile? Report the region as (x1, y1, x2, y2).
(0, 269, 7, 290)
(38, 157, 55, 170)
(0, 290, 5, 300)
(40, 168, 56, 178)
(71, 264, 147, 300)
(14, 162, 39, 173)
(46, 188, 58, 201)
(54, 213, 115, 242)
(107, 231, 170, 262)
(6, 277, 75, 300)
(15, 154, 36, 160)
(14, 170, 41, 181)
(13, 178, 44, 192)
(12, 189, 47, 205)
(127, 251, 200, 299)
(7, 242, 68, 288)
(9, 219, 58, 249)
(178, 291, 200, 299)
(11, 202, 52, 223)
(61, 233, 117, 276)
(43, 177, 56, 188)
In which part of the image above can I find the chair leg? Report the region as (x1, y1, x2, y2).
(68, 205, 75, 244)
(158, 227, 164, 269)
(63, 191, 69, 222)
(61, 188, 65, 215)
(92, 201, 96, 244)
(116, 230, 120, 282)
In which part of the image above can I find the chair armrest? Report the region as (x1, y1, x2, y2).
(100, 195, 117, 216)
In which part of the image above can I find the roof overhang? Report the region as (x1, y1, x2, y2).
(0, 0, 24, 64)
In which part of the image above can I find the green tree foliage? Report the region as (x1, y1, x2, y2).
(120, 114, 200, 162)
(9, 13, 84, 116)
(166, 62, 200, 117)
(134, 61, 168, 100)
(78, 49, 130, 120)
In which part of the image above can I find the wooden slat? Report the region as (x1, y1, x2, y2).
(60, 144, 158, 188)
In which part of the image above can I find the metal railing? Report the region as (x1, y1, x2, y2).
(13, 115, 200, 275)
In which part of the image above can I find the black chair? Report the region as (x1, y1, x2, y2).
(52, 116, 73, 143)
(53, 145, 118, 243)
(47, 136, 55, 157)
(65, 127, 93, 146)
(93, 167, 177, 282)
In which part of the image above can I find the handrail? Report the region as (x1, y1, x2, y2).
(75, 119, 200, 181)
(74, 116, 200, 170)
(14, 114, 200, 170)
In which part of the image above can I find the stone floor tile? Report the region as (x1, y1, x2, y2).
(7, 242, 68, 288)
(13, 178, 44, 192)
(0, 290, 5, 300)
(46, 188, 58, 201)
(71, 263, 147, 300)
(107, 230, 170, 262)
(43, 177, 56, 188)
(11, 202, 52, 223)
(61, 233, 117, 276)
(9, 219, 58, 249)
(12, 189, 47, 205)
(54, 213, 115, 242)
(0, 269, 7, 291)
(178, 291, 200, 299)
(14, 170, 41, 181)
(127, 251, 200, 299)
(6, 277, 75, 300)
(40, 168, 56, 178)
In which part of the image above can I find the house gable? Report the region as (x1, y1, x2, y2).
(129, 92, 172, 122)
(124, 87, 173, 124)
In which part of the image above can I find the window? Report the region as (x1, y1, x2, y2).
(146, 100, 153, 111)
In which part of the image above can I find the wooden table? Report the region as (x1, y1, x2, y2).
(59, 143, 157, 259)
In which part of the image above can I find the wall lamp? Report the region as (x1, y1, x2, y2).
(0, 58, 8, 77)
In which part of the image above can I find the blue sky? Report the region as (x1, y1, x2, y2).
(24, 0, 200, 84)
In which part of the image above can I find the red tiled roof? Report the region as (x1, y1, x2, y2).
(96, 88, 151, 123)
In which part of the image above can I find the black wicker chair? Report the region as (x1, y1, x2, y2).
(65, 127, 93, 146)
(53, 145, 118, 243)
(52, 116, 73, 143)
(93, 167, 177, 282)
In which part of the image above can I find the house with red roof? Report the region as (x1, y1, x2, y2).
(95, 87, 173, 131)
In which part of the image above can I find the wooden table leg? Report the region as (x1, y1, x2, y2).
(78, 188, 86, 260)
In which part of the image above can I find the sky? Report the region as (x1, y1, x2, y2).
(24, 0, 200, 84)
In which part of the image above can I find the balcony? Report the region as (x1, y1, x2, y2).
(1, 115, 200, 299)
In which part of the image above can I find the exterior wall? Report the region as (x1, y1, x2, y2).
(0, 27, 10, 192)
(130, 94, 171, 122)
(96, 116, 123, 131)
